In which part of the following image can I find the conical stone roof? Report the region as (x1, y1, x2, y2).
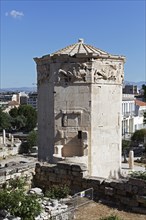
(35, 39, 125, 61)
(52, 39, 109, 56)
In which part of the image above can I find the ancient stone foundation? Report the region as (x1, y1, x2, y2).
(33, 162, 146, 214)
(0, 162, 35, 189)
(0, 161, 145, 215)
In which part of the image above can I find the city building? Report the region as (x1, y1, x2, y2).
(3, 100, 20, 113)
(0, 101, 8, 109)
(122, 95, 146, 139)
(123, 84, 138, 95)
(134, 99, 146, 130)
(20, 95, 28, 105)
(19, 92, 29, 105)
(122, 94, 135, 139)
(27, 92, 38, 109)
(34, 39, 125, 178)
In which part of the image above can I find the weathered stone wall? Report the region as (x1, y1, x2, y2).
(34, 41, 125, 179)
(0, 162, 35, 189)
(0, 145, 20, 159)
(90, 83, 122, 178)
(33, 162, 146, 214)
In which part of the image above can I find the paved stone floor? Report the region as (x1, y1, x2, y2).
(121, 159, 145, 177)
(0, 154, 37, 167)
(0, 154, 145, 174)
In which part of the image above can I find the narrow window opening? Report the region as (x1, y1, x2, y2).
(78, 131, 82, 139)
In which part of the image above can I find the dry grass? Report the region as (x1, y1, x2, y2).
(74, 201, 146, 220)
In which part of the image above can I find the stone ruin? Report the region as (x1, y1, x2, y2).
(0, 129, 21, 159)
(34, 39, 126, 178)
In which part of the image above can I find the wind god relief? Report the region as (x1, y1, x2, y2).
(93, 61, 124, 84)
(37, 63, 50, 86)
(57, 62, 92, 83)
(57, 60, 124, 84)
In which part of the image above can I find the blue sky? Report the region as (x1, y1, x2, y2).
(1, 0, 146, 88)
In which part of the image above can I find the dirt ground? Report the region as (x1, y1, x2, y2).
(75, 201, 146, 220)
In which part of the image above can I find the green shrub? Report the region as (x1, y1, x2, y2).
(129, 171, 146, 180)
(15, 193, 42, 220)
(45, 185, 70, 199)
(8, 177, 26, 190)
(99, 215, 122, 220)
(122, 140, 131, 152)
(131, 129, 146, 143)
(0, 189, 12, 210)
(0, 177, 42, 220)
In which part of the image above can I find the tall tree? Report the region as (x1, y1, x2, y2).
(18, 105, 37, 131)
(13, 115, 26, 130)
(144, 112, 146, 124)
(9, 107, 18, 118)
(0, 108, 11, 131)
(27, 130, 37, 149)
(9, 105, 37, 132)
(131, 129, 146, 143)
(142, 84, 146, 101)
(142, 84, 146, 124)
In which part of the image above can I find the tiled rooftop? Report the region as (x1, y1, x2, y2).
(135, 99, 146, 106)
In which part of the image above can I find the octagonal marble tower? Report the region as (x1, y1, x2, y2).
(34, 39, 126, 178)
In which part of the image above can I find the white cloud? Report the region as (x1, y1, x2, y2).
(5, 10, 24, 18)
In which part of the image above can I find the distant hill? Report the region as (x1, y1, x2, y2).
(0, 81, 145, 93)
(124, 81, 146, 88)
(0, 87, 37, 93)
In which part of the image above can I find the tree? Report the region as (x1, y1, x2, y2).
(19, 130, 37, 154)
(27, 130, 37, 149)
(122, 140, 131, 162)
(12, 115, 26, 130)
(9, 107, 18, 118)
(9, 105, 37, 132)
(144, 112, 146, 124)
(0, 108, 11, 132)
(18, 105, 37, 132)
(142, 84, 146, 101)
(131, 129, 146, 143)
(122, 140, 131, 152)
(0, 177, 42, 219)
(141, 84, 146, 125)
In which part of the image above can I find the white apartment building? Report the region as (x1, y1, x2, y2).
(122, 94, 135, 138)
(134, 99, 146, 130)
(122, 94, 146, 139)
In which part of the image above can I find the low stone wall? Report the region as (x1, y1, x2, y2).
(0, 145, 20, 159)
(0, 162, 36, 189)
(33, 161, 146, 214)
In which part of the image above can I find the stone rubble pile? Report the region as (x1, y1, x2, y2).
(0, 187, 74, 220)
(35, 197, 72, 220)
(0, 210, 21, 220)
(30, 187, 74, 220)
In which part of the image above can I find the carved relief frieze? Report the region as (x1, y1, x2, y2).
(93, 61, 124, 84)
(37, 63, 50, 86)
(58, 63, 91, 83)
